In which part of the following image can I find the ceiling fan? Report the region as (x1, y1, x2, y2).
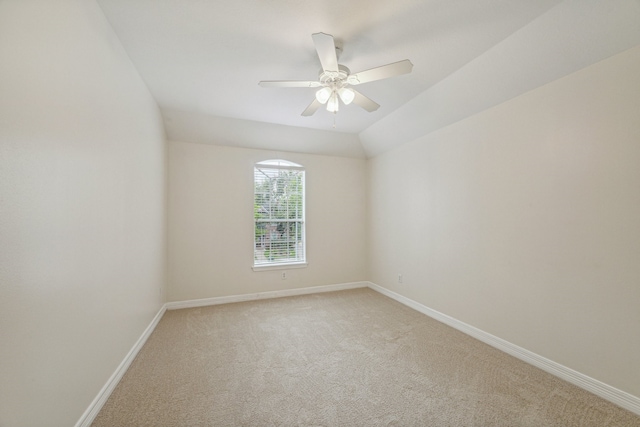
(258, 32, 413, 116)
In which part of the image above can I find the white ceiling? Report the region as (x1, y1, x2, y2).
(96, 0, 640, 158)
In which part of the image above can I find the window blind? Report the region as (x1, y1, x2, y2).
(254, 160, 305, 266)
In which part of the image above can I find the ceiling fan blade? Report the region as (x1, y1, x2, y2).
(301, 98, 322, 116)
(311, 32, 339, 72)
(348, 59, 413, 85)
(259, 80, 321, 88)
(352, 90, 380, 112)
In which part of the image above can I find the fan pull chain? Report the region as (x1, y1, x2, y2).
(333, 113, 336, 129)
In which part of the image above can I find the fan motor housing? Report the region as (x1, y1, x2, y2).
(319, 65, 350, 85)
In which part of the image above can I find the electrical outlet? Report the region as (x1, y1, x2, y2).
(281, 271, 287, 280)
(398, 273, 403, 284)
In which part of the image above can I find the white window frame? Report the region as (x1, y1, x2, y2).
(252, 160, 307, 271)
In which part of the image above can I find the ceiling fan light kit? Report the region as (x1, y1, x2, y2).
(327, 92, 340, 113)
(259, 32, 413, 117)
(338, 87, 355, 105)
(315, 86, 332, 104)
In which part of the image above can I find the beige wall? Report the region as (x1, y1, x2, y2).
(167, 142, 367, 301)
(0, 2, 166, 426)
(367, 45, 640, 397)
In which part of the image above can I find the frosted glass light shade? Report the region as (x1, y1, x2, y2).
(326, 93, 339, 112)
(338, 87, 355, 105)
(315, 87, 332, 104)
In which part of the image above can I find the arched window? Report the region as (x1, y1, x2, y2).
(253, 160, 306, 268)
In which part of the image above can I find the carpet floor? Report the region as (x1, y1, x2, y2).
(92, 288, 640, 426)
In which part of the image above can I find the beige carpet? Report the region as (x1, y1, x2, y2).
(92, 288, 640, 426)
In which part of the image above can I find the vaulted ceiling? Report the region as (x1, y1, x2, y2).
(96, 0, 640, 158)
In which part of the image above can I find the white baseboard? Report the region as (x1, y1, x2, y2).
(76, 281, 367, 426)
(165, 281, 369, 310)
(74, 304, 167, 427)
(366, 281, 640, 416)
(77, 281, 640, 424)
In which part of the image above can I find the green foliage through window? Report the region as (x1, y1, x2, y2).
(254, 161, 305, 265)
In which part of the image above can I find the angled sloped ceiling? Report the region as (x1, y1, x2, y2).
(359, 0, 640, 157)
(97, 0, 640, 158)
(162, 109, 366, 159)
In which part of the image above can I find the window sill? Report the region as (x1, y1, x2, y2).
(252, 262, 308, 272)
